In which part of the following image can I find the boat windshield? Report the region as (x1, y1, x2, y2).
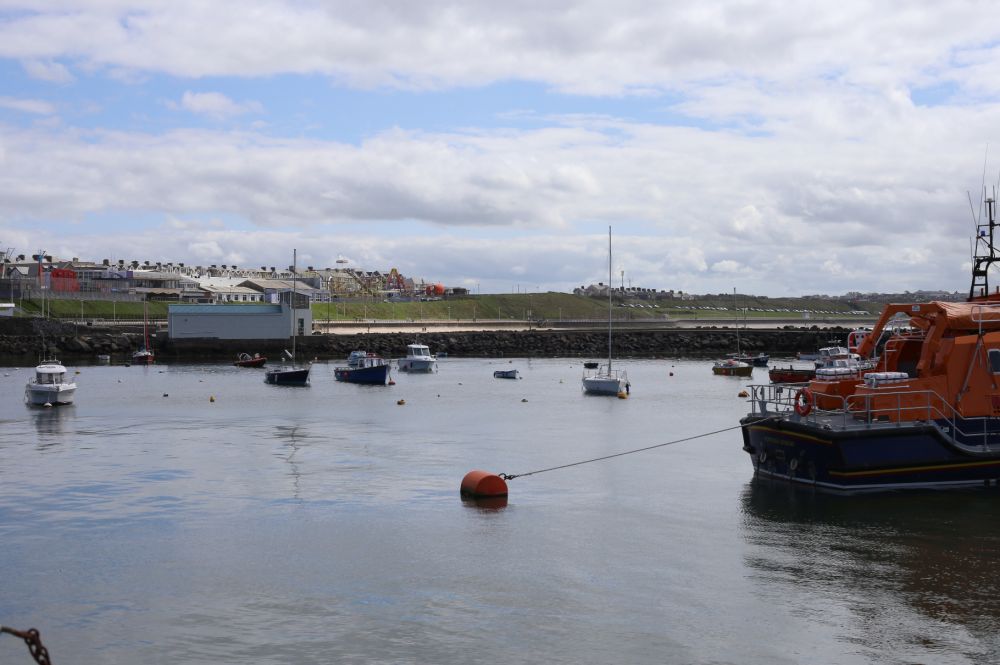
(36, 370, 64, 384)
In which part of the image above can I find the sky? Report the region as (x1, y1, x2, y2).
(2, 1, 1000, 296)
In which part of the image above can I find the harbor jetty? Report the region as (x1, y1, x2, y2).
(0, 317, 853, 363)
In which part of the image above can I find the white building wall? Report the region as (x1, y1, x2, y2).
(168, 304, 313, 339)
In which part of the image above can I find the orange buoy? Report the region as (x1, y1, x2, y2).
(460, 470, 508, 498)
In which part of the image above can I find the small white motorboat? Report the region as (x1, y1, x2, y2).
(25, 359, 77, 406)
(398, 343, 438, 373)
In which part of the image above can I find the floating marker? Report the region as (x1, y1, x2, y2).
(617, 392, 628, 399)
(738, 390, 749, 397)
(460, 470, 508, 498)
(163, 393, 169, 397)
(209, 395, 215, 402)
(521, 398, 528, 402)
(669, 372, 674, 376)
(397, 399, 406, 405)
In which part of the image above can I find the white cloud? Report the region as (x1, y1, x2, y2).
(0, 1, 993, 98)
(0, 96, 55, 114)
(174, 91, 263, 118)
(21, 59, 74, 83)
(711, 260, 742, 274)
(0, 106, 986, 294)
(1, 1, 997, 296)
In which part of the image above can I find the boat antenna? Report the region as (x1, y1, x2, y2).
(968, 190, 981, 228)
(981, 145, 989, 222)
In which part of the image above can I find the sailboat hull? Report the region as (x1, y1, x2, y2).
(582, 376, 626, 395)
(264, 367, 310, 385)
(712, 364, 753, 377)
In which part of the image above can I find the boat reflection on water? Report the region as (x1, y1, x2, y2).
(32, 405, 74, 439)
(740, 480, 1000, 660)
(459, 494, 508, 512)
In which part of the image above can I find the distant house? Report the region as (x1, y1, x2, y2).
(198, 284, 266, 304)
(239, 278, 323, 304)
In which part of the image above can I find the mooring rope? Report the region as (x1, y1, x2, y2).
(499, 424, 744, 481)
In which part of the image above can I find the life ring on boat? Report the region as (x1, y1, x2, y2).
(794, 387, 813, 416)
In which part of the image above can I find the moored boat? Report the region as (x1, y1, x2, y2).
(335, 354, 391, 385)
(234, 352, 267, 368)
(25, 359, 77, 406)
(712, 358, 753, 377)
(398, 343, 437, 373)
(264, 366, 310, 385)
(493, 369, 519, 379)
(132, 300, 155, 364)
(767, 365, 816, 383)
(582, 227, 629, 396)
(131, 348, 155, 365)
(582, 364, 629, 394)
(740, 196, 1000, 491)
(713, 289, 753, 377)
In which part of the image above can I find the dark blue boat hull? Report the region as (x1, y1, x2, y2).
(335, 364, 390, 385)
(741, 417, 1000, 490)
(264, 367, 310, 386)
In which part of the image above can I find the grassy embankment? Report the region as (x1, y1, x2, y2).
(13, 292, 881, 322)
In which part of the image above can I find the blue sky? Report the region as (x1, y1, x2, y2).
(3, 1, 1000, 295)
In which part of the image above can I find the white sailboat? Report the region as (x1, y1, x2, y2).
(132, 300, 155, 364)
(583, 227, 630, 396)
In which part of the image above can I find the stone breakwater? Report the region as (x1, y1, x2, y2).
(0, 318, 853, 362)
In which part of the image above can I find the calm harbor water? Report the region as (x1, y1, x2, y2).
(2, 357, 999, 664)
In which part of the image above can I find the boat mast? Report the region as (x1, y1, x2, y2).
(971, 195, 998, 299)
(607, 226, 613, 370)
(734, 288, 741, 357)
(143, 300, 149, 350)
(292, 248, 297, 362)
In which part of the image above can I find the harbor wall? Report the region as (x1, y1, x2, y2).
(0, 317, 853, 363)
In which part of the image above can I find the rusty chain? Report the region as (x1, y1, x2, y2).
(1, 626, 52, 665)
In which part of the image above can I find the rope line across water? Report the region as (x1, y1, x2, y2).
(499, 424, 744, 481)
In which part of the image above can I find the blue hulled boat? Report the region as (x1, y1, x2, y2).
(740, 197, 1000, 491)
(335, 354, 391, 385)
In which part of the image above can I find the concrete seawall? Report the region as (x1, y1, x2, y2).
(0, 317, 854, 363)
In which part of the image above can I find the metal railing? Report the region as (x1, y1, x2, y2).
(746, 383, 1000, 453)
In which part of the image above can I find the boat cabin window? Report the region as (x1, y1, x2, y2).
(990, 349, 1000, 374)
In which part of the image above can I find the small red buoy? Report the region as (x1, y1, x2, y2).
(460, 470, 508, 498)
